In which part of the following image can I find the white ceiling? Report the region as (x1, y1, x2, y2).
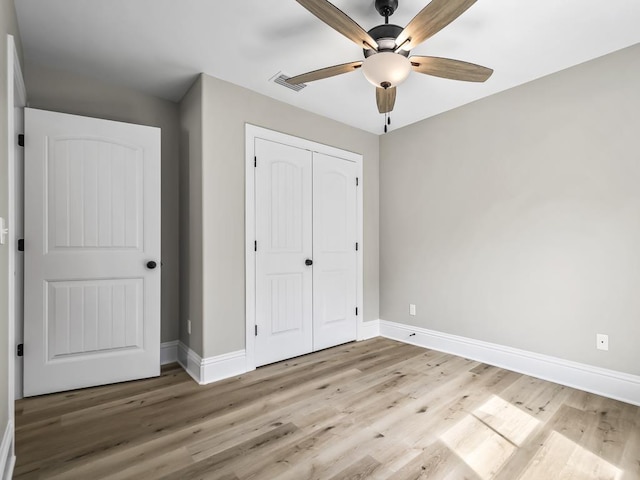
(15, 0, 640, 134)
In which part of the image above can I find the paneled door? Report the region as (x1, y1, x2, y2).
(254, 139, 313, 366)
(312, 153, 358, 350)
(253, 138, 358, 367)
(23, 108, 161, 396)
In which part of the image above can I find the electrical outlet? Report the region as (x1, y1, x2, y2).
(596, 333, 608, 351)
(0, 217, 7, 245)
(409, 304, 416, 316)
(188, 320, 192, 335)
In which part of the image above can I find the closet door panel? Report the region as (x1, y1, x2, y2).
(312, 152, 358, 350)
(254, 139, 313, 366)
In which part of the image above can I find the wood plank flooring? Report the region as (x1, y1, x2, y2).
(14, 338, 640, 479)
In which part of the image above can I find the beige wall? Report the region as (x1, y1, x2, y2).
(24, 63, 182, 343)
(180, 73, 380, 358)
(178, 77, 204, 352)
(380, 44, 640, 375)
(1, 0, 22, 439)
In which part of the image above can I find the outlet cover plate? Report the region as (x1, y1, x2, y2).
(596, 333, 609, 351)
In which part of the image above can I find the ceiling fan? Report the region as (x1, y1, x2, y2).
(286, 0, 493, 131)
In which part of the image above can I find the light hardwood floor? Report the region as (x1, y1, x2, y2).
(14, 338, 640, 479)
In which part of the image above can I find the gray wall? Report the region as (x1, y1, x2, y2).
(1, 0, 22, 440)
(180, 73, 380, 358)
(24, 63, 181, 343)
(178, 76, 204, 353)
(380, 44, 640, 375)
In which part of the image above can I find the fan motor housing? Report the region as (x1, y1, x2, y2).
(364, 24, 409, 57)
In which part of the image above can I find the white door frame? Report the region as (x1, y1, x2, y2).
(6, 33, 26, 476)
(245, 124, 364, 371)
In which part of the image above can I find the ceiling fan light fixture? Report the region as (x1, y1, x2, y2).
(362, 52, 411, 88)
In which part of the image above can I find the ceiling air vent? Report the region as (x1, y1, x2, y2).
(271, 72, 307, 92)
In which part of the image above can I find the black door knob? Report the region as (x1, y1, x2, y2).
(305, 259, 313, 266)
(146, 261, 157, 269)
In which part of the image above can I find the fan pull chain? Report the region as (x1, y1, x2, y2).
(383, 113, 392, 133)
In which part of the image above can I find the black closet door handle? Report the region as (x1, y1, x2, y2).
(146, 261, 157, 269)
(305, 259, 313, 266)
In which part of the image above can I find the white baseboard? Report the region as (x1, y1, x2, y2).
(177, 342, 247, 385)
(357, 319, 380, 341)
(0, 420, 14, 480)
(201, 350, 247, 384)
(177, 342, 202, 383)
(160, 340, 179, 365)
(380, 320, 640, 407)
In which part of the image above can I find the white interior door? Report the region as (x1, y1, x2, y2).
(23, 108, 161, 397)
(254, 139, 313, 366)
(312, 153, 358, 350)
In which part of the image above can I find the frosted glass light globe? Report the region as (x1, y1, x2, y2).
(362, 52, 411, 88)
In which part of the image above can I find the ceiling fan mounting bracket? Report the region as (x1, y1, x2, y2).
(375, 0, 399, 21)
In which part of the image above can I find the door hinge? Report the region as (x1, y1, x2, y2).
(254, 240, 257, 252)
(356, 177, 359, 186)
(355, 242, 358, 251)
(355, 307, 358, 316)
(18, 239, 24, 252)
(17, 344, 23, 357)
(18, 134, 24, 147)
(255, 325, 258, 336)
(254, 156, 257, 167)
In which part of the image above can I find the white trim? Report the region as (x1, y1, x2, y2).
(6, 34, 26, 468)
(354, 143, 364, 349)
(246, 125, 363, 162)
(160, 340, 179, 365)
(245, 127, 256, 371)
(380, 320, 640, 407)
(357, 319, 380, 341)
(201, 350, 247, 384)
(177, 342, 202, 383)
(177, 342, 247, 385)
(8, 37, 25, 104)
(245, 124, 364, 371)
(0, 420, 15, 480)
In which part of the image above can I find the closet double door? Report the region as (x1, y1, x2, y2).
(254, 139, 358, 367)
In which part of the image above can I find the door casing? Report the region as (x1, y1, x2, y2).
(6, 34, 26, 475)
(245, 124, 364, 371)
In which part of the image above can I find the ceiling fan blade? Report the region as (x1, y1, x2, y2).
(395, 0, 476, 51)
(376, 87, 396, 114)
(295, 0, 378, 50)
(410, 56, 493, 82)
(286, 61, 363, 85)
